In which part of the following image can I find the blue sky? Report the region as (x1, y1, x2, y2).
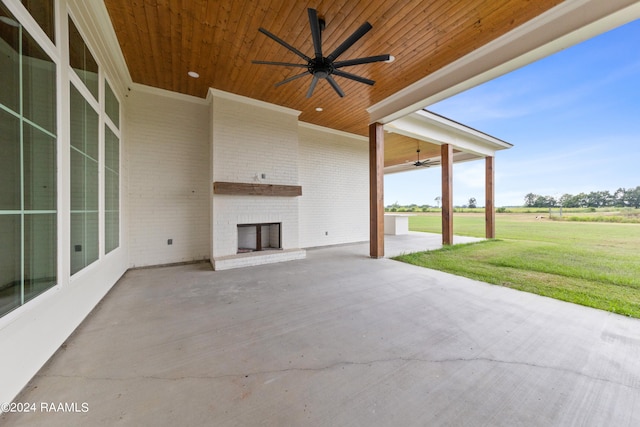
(384, 19, 640, 207)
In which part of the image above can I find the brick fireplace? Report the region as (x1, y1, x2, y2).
(209, 90, 306, 270)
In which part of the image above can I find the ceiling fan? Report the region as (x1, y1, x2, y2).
(413, 149, 439, 167)
(252, 8, 391, 98)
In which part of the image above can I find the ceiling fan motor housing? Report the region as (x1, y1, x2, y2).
(309, 57, 333, 79)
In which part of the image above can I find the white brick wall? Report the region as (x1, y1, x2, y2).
(211, 92, 301, 259)
(127, 88, 210, 267)
(211, 95, 299, 185)
(127, 89, 370, 265)
(298, 123, 369, 248)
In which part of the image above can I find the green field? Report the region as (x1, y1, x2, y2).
(395, 213, 640, 318)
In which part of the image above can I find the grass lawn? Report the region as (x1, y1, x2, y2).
(395, 213, 640, 318)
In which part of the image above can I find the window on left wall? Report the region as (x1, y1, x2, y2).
(69, 15, 101, 275)
(70, 84, 99, 274)
(0, 3, 57, 317)
(0, 2, 122, 319)
(104, 79, 120, 254)
(68, 16, 98, 100)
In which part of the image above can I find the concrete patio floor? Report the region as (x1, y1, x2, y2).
(2, 233, 640, 426)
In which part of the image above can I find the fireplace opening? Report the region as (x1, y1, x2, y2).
(237, 223, 282, 254)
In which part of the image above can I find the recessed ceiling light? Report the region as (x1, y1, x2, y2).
(315, 107, 323, 112)
(385, 55, 395, 63)
(187, 71, 199, 78)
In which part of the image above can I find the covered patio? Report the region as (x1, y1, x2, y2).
(3, 0, 640, 415)
(3, 234, 639, 426)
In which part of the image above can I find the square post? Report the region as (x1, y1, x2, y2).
(369, 123, 384, 258)
(485, 156, 495, 239)
(441, 143, 453, 245)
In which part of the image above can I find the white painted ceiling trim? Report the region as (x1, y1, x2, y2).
(299, 121, 368, 142)
(208, 88, 301, 117)
(133, 82, 210, 105)
(385, 110, 510, 158)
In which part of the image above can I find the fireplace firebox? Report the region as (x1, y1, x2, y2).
(237, 223, 282, 254)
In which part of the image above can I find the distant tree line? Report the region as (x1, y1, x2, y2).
(386, 197, 479, 212)
(386, 203, 433, 212)
(524, 186, 640, 208)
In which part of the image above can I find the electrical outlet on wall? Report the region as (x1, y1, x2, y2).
(167, 239, 173, 245)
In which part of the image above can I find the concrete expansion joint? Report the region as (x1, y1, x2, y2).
(37, 356, 639, 391)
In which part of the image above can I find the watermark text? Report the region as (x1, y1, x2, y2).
(1, 402, 89, 414)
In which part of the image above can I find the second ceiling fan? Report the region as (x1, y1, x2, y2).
(253, 8, 391, 98)
(413, 148, 439, 168)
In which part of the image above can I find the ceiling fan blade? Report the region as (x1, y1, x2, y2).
(258, 27, 311, 62)
(252, 60, 308, 68)
(274, 71, 309, 87)
(334, 54, 390, 68)
(306, 75, 320, 98)
(326, 75, 345, 97)
(326, 22, 372, 62)
(308, 8, 323, 59)
(417, 160, 439, 167)
(333, 69, 375, 85)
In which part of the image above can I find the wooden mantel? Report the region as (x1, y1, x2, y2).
(213, 181, 302, 197)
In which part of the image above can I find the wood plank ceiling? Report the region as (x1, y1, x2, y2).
(104, 0, 561, 138)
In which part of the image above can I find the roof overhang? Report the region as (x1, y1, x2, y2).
(368, 0, 640, 126)
(383, 110, 511, 174)
(373, 0, 640, 175)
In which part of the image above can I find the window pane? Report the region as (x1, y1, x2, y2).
(105, 170, 119, 211)
(68, 17, 98, 100)
(0, 214, 21, 317)
(105, 124, 119, 254)
(69, 86, 83, 151)
(21, 0, 55, 44)
(70, 149, 85, 211)
(70, 83, 99, 274)
(70, 212, 85, 275)
(70, 85, 98, 159)
(105, 125, 119, 172)
(70, 154, 98, 275)
(86, 158, 98, 210)
(85, 212, 98, 265)
(24, 213, 56, 302)
(105, 80, 119, 128)
(105, 211, 119, 254)
(0, 4, 20, 112)
(0, 110, 20, 210)
(22, 30, 56, 134)
(24, 125, 56, 211)
(105, 170, 119, 254)
(70, 212, 99, 273)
